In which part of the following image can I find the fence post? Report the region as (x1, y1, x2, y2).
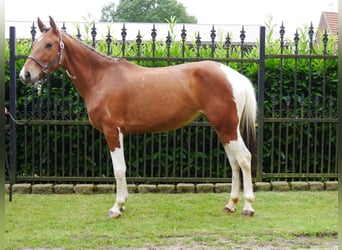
(9, 26, 17, 201)
(337, 6, 342, 248)
(256, 26, 265, 182)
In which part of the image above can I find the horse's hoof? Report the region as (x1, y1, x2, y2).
(223, 206, 236, 213)
(106, 210, 121, 219)
(241, 210, 254, 217)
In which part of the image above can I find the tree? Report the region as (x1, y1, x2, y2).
(100, 0, 197, 23)
(101, 2, 117, 22)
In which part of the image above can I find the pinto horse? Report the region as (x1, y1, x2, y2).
(20, 17, 257, 218)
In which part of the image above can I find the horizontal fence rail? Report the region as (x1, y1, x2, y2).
(5, 21, 338, 186)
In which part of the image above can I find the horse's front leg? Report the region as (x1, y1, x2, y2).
(106, 129, 128, 218)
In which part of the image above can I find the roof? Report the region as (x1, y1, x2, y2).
(318, 11, 338, 36)
(5, 21, 260, 45)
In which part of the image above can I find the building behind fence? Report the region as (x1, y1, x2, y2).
(5, 20, 338, 185)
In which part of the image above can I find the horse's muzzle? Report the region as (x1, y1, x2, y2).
(19, 71, 30, 83)
(19, 68, 39, 86)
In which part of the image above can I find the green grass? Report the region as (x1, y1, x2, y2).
(5, 192, 338, 249)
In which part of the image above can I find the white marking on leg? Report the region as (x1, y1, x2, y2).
(108, 128, 128, 218)
(224, 143, 240, 212)
(220, 64, 256, 215)
(224, 137, 255, 214)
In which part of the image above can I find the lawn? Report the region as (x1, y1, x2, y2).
(5, 192, 338, 249)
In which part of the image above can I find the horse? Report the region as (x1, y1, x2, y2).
(20, 16, 257, 218)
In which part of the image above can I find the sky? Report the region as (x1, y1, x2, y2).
(5, 0, 338, 34)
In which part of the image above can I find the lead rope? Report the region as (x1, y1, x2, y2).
(5, 89, 41, 201)
(4, 108, 12, 201)
(5, 106, 34, 202)
(6, 32, 66, 200)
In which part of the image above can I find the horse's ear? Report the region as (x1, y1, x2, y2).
(37, 17, 47, 32)
(49, 16, 58, 33)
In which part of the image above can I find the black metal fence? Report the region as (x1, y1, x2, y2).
(5, 21, 338, 185)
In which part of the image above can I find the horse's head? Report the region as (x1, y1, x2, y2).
(19, 16, 64, 87)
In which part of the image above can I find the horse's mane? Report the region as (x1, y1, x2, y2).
(63, 31, 125, 62)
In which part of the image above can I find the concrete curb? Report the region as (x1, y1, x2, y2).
(54, 184, 75, 194)
(271, 181, 290, 191)
(196, 183, 214, 193)
(308, 181, 324, 191)
(157, 184, 175, 193)
(176, 183, 195, 193)
(4, 181, 338, 194)
(254, 182, 271, 191)
(74, 184, 95, 194)
(138, 184, 157, 193)
(31, 184, 54, 194)
(215, 183, 231, 193)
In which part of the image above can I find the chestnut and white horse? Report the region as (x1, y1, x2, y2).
(20, 17, 257, 217)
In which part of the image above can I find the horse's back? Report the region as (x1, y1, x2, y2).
(94, 60, 255, 137)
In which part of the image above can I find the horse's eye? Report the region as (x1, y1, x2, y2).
(45, 43, 53, 49)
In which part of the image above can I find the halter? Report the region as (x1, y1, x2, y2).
(27, 31, 64, 95)
(28, 32, 64, 75)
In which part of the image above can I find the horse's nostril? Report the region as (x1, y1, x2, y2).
(25, 71, 31, 80)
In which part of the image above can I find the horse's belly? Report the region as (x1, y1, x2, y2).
(124, 107, 201, 133)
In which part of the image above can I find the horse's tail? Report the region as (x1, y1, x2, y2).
(240, 80, 257, 175)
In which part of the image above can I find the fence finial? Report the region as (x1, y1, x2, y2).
(323, 29, 329, 54)
(211, 25, 216, 58)
(30, 22, 36, 42)
(106, 28, 112, 56)
(76, 28, 82, 40)
(294, 29, 299, 55)
(61, 22, 67, 33)
(308, 22, 314, 53)
(91, 23, 97, 48)
(195, 32, 201, 57)
(166, 31, 172, 58)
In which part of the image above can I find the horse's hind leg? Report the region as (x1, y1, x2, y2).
(106, 128, 128, 218)
(223, 137, 255, 216)
(223, 157, 241, 213)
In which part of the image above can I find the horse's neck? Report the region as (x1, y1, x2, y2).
(61, 35, 113, 100)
